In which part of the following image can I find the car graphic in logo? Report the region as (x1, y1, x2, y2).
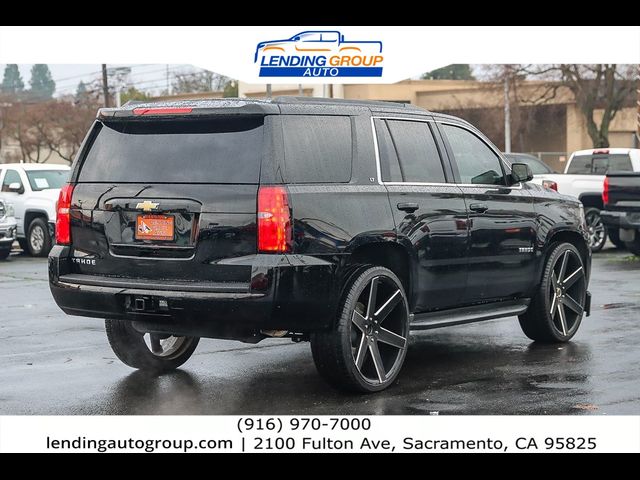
(255, 30, 383, 78)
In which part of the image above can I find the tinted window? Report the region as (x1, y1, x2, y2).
(567, 154, 633, 174)
(1, 170, 22, 192)
(374, 120, 402, 182)
(78, 118, 263, 183)
(26, 170, 69, 191)
(442, 124, 506, 185)
(386, 120, 445, 183)
(282, 115, 352, 183)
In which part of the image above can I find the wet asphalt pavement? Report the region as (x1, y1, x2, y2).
(1, 246, 638, 415)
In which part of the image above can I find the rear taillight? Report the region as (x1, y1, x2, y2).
(542, 180, 558, 191)
(603, 176, 610, 205)
(593, 149, 609, 155)
(257, 186, 291, 253)
(56, 184, 74, 245)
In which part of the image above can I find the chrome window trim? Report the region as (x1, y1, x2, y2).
(371, 116, 523, 190)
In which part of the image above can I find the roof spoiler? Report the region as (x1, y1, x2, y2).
(97, 99, 278, 120)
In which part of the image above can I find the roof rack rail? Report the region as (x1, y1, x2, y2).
(273, 96, 421, 109)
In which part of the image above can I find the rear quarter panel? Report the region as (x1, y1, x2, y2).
(283, 113, 396, 257)
(526, 183, 589, 284)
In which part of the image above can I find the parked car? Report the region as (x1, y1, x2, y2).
(602, 171, 640, 255)
(49, 98, 591, 393)
(536, 149, 640, 251)
(0, 199, 17, 260)
(503, 153, 558, 189)
(0, 164, 70, 256)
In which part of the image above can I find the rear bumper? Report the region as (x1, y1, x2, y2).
(49, 246, 339, 338)
(601, 210, 640, 230)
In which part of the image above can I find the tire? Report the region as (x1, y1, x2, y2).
(608, 228, 626, 249)
(26, 218, 52, 257)
(105, 319, 199, 372)
(519, 242, 588, 343)
(0, 247, 10, 260)
(584, 207, 606, 252)
(625, 235, 640, 256)
(310, 266, 410, 393)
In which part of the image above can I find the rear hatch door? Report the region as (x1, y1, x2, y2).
(70, 115, 265, 287)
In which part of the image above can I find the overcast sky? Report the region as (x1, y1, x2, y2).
(0, 64, 197, 97)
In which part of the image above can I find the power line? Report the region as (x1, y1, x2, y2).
(54, 66, 204, 93)
(53, 64, 196, 94)
(56, 67, 224, 95)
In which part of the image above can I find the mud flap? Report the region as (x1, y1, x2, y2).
(584, 291, 591, 317)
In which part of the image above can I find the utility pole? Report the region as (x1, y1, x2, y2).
(298, 84, 303, 96)
(266, 84, 272, 99)
(101, 64, 110, 108)
(166, 64, 171, 95)
(503, 65, 512, 153)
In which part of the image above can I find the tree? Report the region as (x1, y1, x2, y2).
(555, 64, 635, 148)
(223, 80, 238, 97)
(2, 103, 53, 163)
(1, 64, 25, 95)
(35, 100, 98, 163)
(29, 64, 56, 99)
(119, 87, 152, 104)
(172, 70, 229, 94)
(2, 99, 98, 164)
(422, 64, 475, 80)
(76, 81, 87, 97)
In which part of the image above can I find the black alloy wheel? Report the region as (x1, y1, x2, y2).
(519, 243, 587, 342)
(311, 267, 410, 393)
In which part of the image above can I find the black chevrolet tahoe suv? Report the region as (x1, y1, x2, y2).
(49, 97, 591, 392)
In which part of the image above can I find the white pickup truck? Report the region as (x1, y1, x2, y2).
(548, 149, 640, 251)
(0, 163, 70, 256)
(507, 149, 640, 251)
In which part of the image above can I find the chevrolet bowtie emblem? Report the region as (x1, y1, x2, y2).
(136, 201, 160, 212)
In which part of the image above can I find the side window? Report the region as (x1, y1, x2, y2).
(442, 124, 506, 185)
(374, 119, 402, 182)
(1, 170, 22, 192)
(281, 115, 352, 183)
(384, 120, 446, 183)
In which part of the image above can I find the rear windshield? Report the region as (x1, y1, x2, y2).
(566, 154, 632, 174)
(78, 117, 264, 183)
(26, 170, 69, 191)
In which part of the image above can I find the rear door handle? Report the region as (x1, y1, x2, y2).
(469, 203, 489, 213)
(397, 202, 419, 213)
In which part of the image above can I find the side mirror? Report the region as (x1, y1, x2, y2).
(8, 182, 23, 194)
(510, 163, 533, 184)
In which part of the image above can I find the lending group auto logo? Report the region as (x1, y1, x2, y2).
(255, 30, 383, 78)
